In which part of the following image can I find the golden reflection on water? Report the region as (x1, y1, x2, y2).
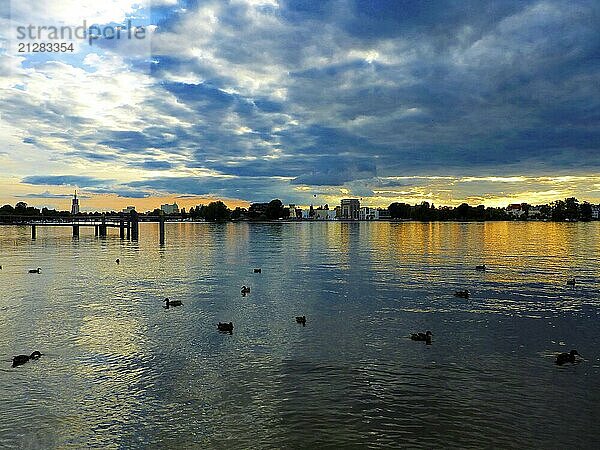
(338, 221, 600, 286)
(76, 315, 141, 357)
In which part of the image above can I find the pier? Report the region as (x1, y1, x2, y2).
(5, 211, 167, 243)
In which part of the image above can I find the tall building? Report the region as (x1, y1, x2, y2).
(341, 199, 360, 220)
(71, 191, 80, 215)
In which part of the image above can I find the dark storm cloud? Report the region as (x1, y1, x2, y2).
(150, 0, 599, 180)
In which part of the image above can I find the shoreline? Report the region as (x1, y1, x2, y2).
(1, 219, 598, 225)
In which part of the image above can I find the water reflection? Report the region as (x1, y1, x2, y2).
(0, 222, 598, 448)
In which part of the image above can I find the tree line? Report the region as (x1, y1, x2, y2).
(1, 197, 597, 223)
(387, 197, 596, 221)
(187, 199, 289, 222)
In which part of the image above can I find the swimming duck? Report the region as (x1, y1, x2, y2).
(556, 349, 580, 365)
(12, 351, 42, 368)
(28, 268, 41, 274)
(116, 258, 120, 265)
(566, 278, 576, 286)
(241, 286, 251, 295)
(254, 268, 261, 273)
(296, 316, 306, 326)
(164, 298, 183, 308)
(454, 290, 470, 299)
(218, 322, 234, 333)
(475, 265, 486, 271)
(410, 330, 432, 343)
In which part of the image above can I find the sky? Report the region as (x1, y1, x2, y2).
(0, 0, 598, 212)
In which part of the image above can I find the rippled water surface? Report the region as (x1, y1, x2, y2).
(1, 222, 599, 448)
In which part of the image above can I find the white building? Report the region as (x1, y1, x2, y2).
(288, 204, 302, 219)
(122, 206, 136, 214)
(506, 203, 527, 218)
(359, 207, 379, 221)
(528, 207, 542, 219)
(314, 209, 337, 220)
(161, 203, 179, 214)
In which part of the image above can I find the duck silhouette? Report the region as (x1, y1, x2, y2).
(241, 286, 251, 295)
(556, 349, 580, 365)
(475, 265, 486, 271)
(116, 258, 120, 265)
(254, 268, 261, 273)
(28, 268, 41, 274)
(164, 298, 183, 308)
(454, 290, 470, 299)
(296, 316, 306, 326)
(410, 330, 432, 343)
(566, 278, 576, 286)
(218, 322, 234, 334)
(12, 351, 42, 368)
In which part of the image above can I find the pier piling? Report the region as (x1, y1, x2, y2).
(159, 212, 165, 245)
(72, 225, 80, 238)
(31, 225, 36, 240)
(130, 211, 139, 241)
(99, 215, 107, 237)
(119, 219, 125, 239)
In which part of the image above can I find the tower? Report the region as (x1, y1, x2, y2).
(71, 190, 80, 215)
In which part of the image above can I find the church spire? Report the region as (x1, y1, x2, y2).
(71, 189, 80, 215)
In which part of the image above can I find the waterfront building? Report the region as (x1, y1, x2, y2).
(506, 203, 527, 218)
(71, 191, 80, 215)
(161, 203, 179, 214)
(592, 205, 600, 220)
(288, 204, 302, 219)
(122, 206, 136, 214)
(314, 208, 337, 220)
(378, 208, 391, 220)
(359, 207, 379, 221)
(341, 199, 360, 220)
(528, 207, 542, 219)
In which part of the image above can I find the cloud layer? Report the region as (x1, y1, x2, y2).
(1, 0, 599, 208)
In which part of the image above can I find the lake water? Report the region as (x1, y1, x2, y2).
(0, 222, 599, 448)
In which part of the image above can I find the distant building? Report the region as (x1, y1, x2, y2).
(359, 207, 379, 221)
(161, 203, 179, 214)
(528, 207, 542, 219)
(506, 203, 527, 218)
(592, 205, 600, 220)
(314, 208, 337, 220)
(288, 204, 302, 219)
(377, 208, 391, 220)
(341, 199, 360, 220)
(71, 191, 80, 215)
(122, 206, 136, 214)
